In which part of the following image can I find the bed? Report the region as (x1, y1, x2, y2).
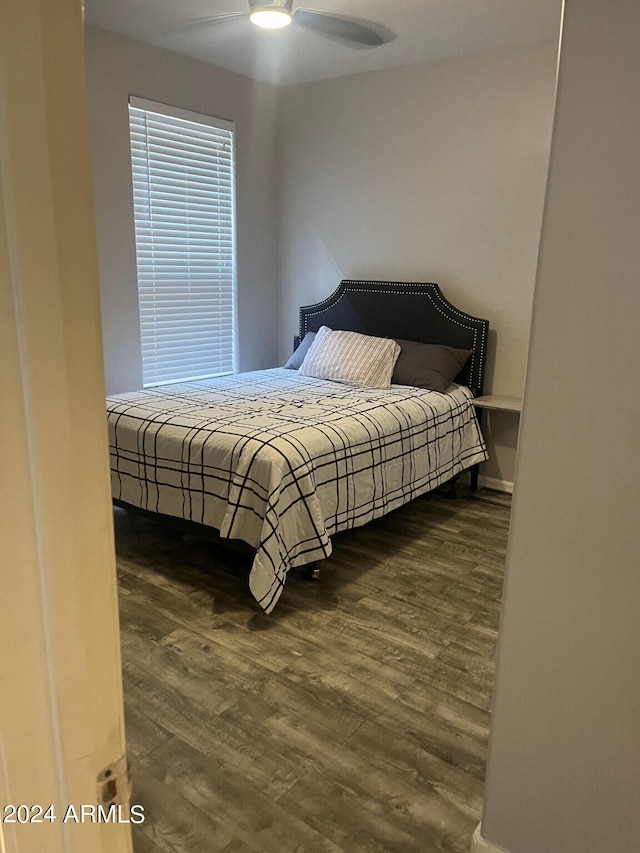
(108, 280, 489, 613)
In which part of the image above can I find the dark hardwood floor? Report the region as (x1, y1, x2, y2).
(115, 487, 509, 853)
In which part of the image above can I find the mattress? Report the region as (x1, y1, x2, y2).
(107, 368, 487, 612)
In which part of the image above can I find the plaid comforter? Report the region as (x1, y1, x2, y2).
(107, 368, 487, 612)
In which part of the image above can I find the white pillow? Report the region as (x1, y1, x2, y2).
(299, 326, 400, 389)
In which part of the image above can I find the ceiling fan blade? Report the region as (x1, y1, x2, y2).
(292, 8, 395, 48)
(164, 12, 246, 36)
(249, 0, 293, 12)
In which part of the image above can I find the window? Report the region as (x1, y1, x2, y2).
(128, 97, 236, 386)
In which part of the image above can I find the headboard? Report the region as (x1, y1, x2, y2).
(297, 280, 489, 395)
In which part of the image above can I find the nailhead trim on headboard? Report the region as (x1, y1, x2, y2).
(298, 280, 489, 395)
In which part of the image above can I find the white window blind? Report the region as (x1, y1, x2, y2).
(128, 96, 237, 386)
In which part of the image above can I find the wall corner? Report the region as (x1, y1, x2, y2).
(471, 823, 512, 853)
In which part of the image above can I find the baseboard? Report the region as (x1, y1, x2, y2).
(471, 823, 512, 853)
(477, 475, 514, 494)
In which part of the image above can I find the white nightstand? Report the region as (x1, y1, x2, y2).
(472, 395, 523, 415)
(470, 395, 523, 495)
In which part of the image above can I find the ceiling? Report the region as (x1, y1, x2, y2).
(83, 0, 562, 87)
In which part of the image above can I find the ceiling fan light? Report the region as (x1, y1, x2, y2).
(249, 9, 292, 29)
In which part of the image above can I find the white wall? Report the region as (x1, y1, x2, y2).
(478, 1, 640, 851)
(85, 27, 281, 393)
(278, 43, 558, 485)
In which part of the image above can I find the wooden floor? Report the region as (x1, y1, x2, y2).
(115, 487, 510, 853)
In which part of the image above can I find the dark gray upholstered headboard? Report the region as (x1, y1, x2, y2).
(298, 280, 489, 395)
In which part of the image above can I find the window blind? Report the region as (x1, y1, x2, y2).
(128, 96, 237, 386)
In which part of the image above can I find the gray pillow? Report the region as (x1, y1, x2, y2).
(283, 331, 316, 369)
(392, 339, 472, 392)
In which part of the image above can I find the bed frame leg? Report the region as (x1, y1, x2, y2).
(300, 564, 320, 581)
(440, 475, 460, 499)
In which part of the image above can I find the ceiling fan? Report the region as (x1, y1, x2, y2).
(173, 0, 396, 49)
